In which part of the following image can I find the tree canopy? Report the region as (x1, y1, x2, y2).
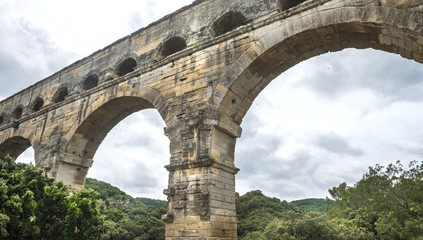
(84, 178, 166, 240)
(0, 155, 102, 239)
(327, 160, 423, 240)
(2, 154, 422, 240)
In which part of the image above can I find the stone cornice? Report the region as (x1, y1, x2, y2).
(165, 158, 239, 174)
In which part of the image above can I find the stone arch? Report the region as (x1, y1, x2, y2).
(0, 136, 32, 160)
(277, 0, 308, 12)
(115, 58, 137, 77)
(215, 6, 423, 131)
(81, 74, 99, 91)
(160, 37, 187, 58)
(55, 86, 172, 189)
(211, 11, 247, 37)
(13, 106, 24, 119)
(52, 86, 69, 103)
(31, 96, 44, 112)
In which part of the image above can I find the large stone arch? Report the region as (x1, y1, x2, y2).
(202, 4, 423, 239)
(216, 5, 423, 132)
(54, 86, 173, 189)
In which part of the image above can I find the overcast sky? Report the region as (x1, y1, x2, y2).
(2, 0, 423, 201)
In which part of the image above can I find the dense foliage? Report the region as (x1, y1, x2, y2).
(84, 178, 166, 240)
(242, 211, 374, 240)
(85, 178, 130, 202)
(0, 155, 102, 239)
(0, 156, 166, 240)
(3, 154, 422, 240)
(236, 190, 371, 240)
(237, 161, 423, 240)
(236, 190, 301, 238)
(327, 160, 423, 240)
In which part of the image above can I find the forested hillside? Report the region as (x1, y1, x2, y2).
(237, 161, 423, 240)
(84, 178, 166, 240)
(291, 198, 333, 213)
(236, 190, 300, 238)
(1, 156, 422, 240)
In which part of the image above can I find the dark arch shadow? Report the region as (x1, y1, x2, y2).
(277, 0, 308, 12)
(0, 136, 32, 160)
(160, 37, 187, 58)
(82, 74, 99, 91)
(53, 86, 69, 103)
(116, 58, 137, 77)
(211, 11, 247, 37)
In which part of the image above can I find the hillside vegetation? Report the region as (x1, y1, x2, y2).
(1, 155, 422, 240)
(0, 156, 102, 239)
(84, 178, 166, 240)
(237, 160, 423, 240)
(291, 198, 334, 213)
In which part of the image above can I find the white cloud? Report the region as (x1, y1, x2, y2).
(235, 48, 423, 201)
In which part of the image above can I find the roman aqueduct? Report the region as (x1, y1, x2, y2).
(0, 0, 421, 238)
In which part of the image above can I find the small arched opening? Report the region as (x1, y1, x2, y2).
(115, 58, 137, 77)
(31, 97, 44, 112)
(0, 115, 4, 125)
(160, 37, 187, 58)
(53, 86, 69, 103)
(13, 106, 23, 119)
(211, 11, 247, 37)
(277, 0, 308, 12)
(82, 74, 99, 91)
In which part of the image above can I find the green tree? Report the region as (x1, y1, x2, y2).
(0, 155, 103, 240)
(327, 160, 423, 239)
(65, 189, 103, 239)
(261, 211, 373, 240)
(85, 178, 166, 240)
(236, 190, 300, 238)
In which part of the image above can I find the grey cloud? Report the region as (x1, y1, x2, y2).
(394, 140, 423, 157)
(121, 161, 159, 188)
(296, 49, 423, 103)
(128, 11, 144, 31)
(313, 132, 363, 157)
(236, 147, 326, 200)
(93, 158, 162, 195)
(112, 111, 167, 151)
(239, 108, 265, 138)
(236, 134, 283, 174)
(115, 132, 156, 148)
(0, 55, 32, 99)
(142, 109, 167, 128)
(146, 0, 159, 21)
(0, 10, 76, 99)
